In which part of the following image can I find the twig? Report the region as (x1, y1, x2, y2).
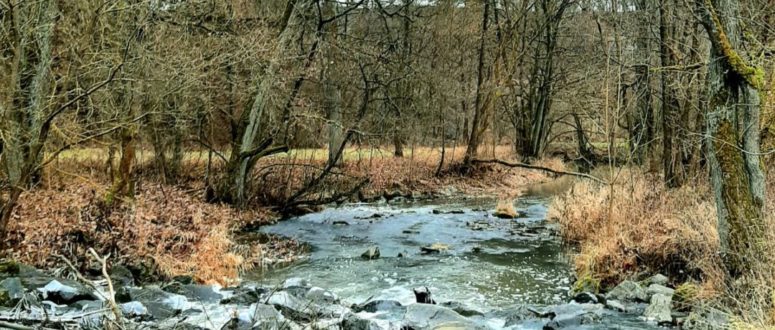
(88, 248, 123, 326)
(471, 158, 607, 184)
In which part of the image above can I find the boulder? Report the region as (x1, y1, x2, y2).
(439, 301, 484, 317)
(221, 288, 263, 305)
(0, 259, 20, 278)
(37, 279, 97, 304)
(603, 299, 628, 313)
(402, 303, 478, 329)
(120, 301, 149, 318)
(605, 280, 648, 302)
(543, 303, 604, 329)
(420, 243, 450, 254)
(683, 309, 729, 330)
(361, 246, 380, 260)
(283, 277, 309, 289)
(166, 284, 223, 303)
(353, 300, 404, 313)
(109, 265, 135, 287)
(644, 293, 673, 325)
(0, 277, 25, 307)
(572, 292, 598, 304)
(266, 291, 315, 322)
(247, 304, 292, 330)
(120, 286, 190, 320)
(646, 284, 675, 299)
(306, 287, 338, 304)
(341, 312, 390, 330)
(648, 274, 669, 286)
(413, 287, 436, 304)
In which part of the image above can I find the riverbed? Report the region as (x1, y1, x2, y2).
(250, 196, 664, 329)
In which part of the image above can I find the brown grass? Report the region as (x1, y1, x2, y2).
(5, 182, 281, 286)
(549, 168, 775, 325)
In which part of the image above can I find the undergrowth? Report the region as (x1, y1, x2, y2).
(549, 168, 775, 326)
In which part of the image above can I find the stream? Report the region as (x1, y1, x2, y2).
(251, 194, 664, 329)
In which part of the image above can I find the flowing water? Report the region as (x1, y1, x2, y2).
(249, 194, 662, 329)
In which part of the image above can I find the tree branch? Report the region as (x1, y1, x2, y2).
(471, 158, 607, 184)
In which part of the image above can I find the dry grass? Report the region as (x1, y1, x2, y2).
(5, 183, 282, 286)
(549, 168, 775, 325)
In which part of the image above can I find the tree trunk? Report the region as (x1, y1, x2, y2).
(213, 0, 308, 205)
(463, 0, 492, 167)
(322, 1, 343, 167)
(631, 0, 653, 164)
(659, 0, 682, 187)
(698, 0, 766, 277)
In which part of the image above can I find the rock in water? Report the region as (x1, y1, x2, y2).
(644, 293, 673, 325)
(37, 279, 96, 304)
(420, 243, 450, 254)
(0, 277, 24, 307)
(361, 246, 380, 260)
(493, 200, 518, 219)
(413, 286, 436, 304)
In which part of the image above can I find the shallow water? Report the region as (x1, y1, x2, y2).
(249, 196, 663, 329)
(250, 196, 572, 310)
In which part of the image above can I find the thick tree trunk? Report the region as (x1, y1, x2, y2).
(698, 0, 766, 277)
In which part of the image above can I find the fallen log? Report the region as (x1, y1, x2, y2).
(471, 158, 607, 184)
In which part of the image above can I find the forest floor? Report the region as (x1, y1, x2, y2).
(4, 145, 560, 285)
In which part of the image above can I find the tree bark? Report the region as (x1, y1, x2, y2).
(463, 0, 492, 167)
(698, 0, 766, 277)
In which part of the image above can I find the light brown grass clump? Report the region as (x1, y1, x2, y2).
(548, 169, 722, 292)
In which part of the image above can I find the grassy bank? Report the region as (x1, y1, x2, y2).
(5, 145, 558, 285)
(548, 168, 775, 326)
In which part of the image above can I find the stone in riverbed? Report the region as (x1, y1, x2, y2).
(37, 279, 97, 304)
(420, 243, 450, 254)
(542, 303, 604, 329)
(572, 292, 599, 304)
(361, 246, 380, 260)
(413, 286, 436, 304)
(306, 287, 338, 304)
(0, 277, 24, 307)
(605, 280, 648, 302)
(644, 293, 673, 325)
(440, 301, 484, 317)
(402, 303, 480, 329)
(646, 284, 675, 299)
(165, 283, 223, 303)
(266, 291, 315, 322)
(649, 274, 669, 286)
(353, 299, 404, 313)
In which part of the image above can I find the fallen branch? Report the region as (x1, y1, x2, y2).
(88, 248, 123, 326)
(0, 321, 35, 330)
(471, 158, 607, 184)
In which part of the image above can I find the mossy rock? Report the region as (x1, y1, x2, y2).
(571, 272, 600, 295)
(0, 259, 20, 278)
(673, 282, 700, 306)
(0, 290, 10, 307)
